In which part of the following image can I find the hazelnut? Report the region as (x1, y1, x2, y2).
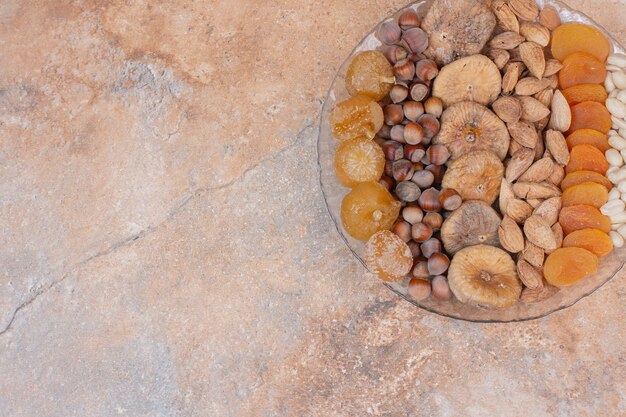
(411, 222, 433, 242)
(418, 114, 441, 138)
(402, 27, 428, 54)
(402, 205, 424, 224)
(384, 160, 394, 177)
(406, 241, 421, 258)
(378, 175, 394, 190)
(423, 212, 443, 231)
(412, 162, 424, 172)
(438, 188, 462, 211)
(404, 144, 426, 163)
(410, 81, 430, 102)
(427, 253, 450, 276)
(407, 52, 423, 62)
(418, 187, 442, 212)
(382, 44, 408, 64)
(378, 124, 392, 139)
(390, 125, 406, 143)
(392, 220, 412, 242)
(382, 140, 404, 161)
(427, 144, 450, 166)
(392, 159, 414, 182)
(403, 101, 424, 122)
(420, 237, 442, 259)
(377, 20, 402, 45)
(394, 59, 415, 81)
(411, 169, 435, 189)
(431, 275, 451, 300)
(424, 97, 443, 117)
(420, 152, 430, 166)
(373, 136, 386, 147)
(408, 278, 431, 300)
(398, 8, 420, 30)
(404, 122, 425, 145)
(412, 261, 430, 279)
(426, 164, 445, 185)
(395, 180, 421, 202)
(384, 104, 404, 126)
(415, 59, 439, 81)
(389, 84, 409, 104)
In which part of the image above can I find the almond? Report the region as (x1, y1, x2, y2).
(521, 284, 559, 303)
(513, 182, 561, 199)
(551, 222, 564, 252)
(487, 48, 511, 70)
(547, 164, 565, 185)
(493, 96, 522, 123)
(508, 121, 539, 148)
(543, 59, 564, 77)
(509, 0, 540, 21)
(533, 196, 562, 225)
(539, 6, 561, 31)
(489, 31, 526, 50)
(518, 157, 554, 182)
(515, 77, 552, 95)
(548, 90, 572, 133)
(502, 62, 524, 94)
(517, 259, 543, 289)
(521, 240, 544, 268)
(545, 74, 559, 89)
(519, 41, 546, 79)
(520, 21, 551, 47)
(524, 214, 558, 251)
(535, 115, 551, 132)
(545, 129, 570, 166)
(534, 133, 545, 161)
(499, 178, 515, 213)
(526, 198, 544, 209)
(506, 147, 535, 182)
(519, 96, 551, 123)
(506, 199, 534, 223)
(499, 215, 525, 253)
(492, 0, 520, 33)
(534, 88, 554, 108)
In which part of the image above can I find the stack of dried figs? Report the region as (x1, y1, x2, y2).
(329, 0, 621, 309)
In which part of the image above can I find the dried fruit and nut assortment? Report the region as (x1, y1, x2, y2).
(330, 0, 625, 309)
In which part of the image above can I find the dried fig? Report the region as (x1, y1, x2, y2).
(441, 201, 501, 255)
(442, 150, 504, 204)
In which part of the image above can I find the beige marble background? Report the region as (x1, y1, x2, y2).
(0, 1, 624, 416)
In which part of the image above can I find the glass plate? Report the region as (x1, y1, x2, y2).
(318, 0, 626, 322)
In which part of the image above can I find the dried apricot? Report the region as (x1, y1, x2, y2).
(346, 51, 395, 101)
(565, 129, 610, 153)
(560, 170, 613, 191)
(334, 137, 385, 187)
(565, 144, 609, 175)
(543, 247, 598, 286)
(551, 23, 611, 62)
(562, 228, 613, 257)
(341, 181, 401, 241)
(561, 84, 608, 106)
(559, 204, 611, 235)
(568, 101, 612, 134)
(558, 52, 607, 90)
(330, 95, 384, 141)
(562, 182, 608, 208)
(364, 230, 413, 281)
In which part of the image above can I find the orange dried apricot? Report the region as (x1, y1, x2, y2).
(558, 52, 607, 90)
(565, 144, 609, 175)
(560, 170, 613, 192)
(543, 247, 598, 287)
(334, 137, 385, 187)
(341, 181, 401, 241)
(562, 228, 613, 257)
(559, 204, 611, 235)
(568, 101, 612, 134)
(561, 182, 608, 208)
(330, 95, 384, 141)
(346, 51, 395, 101)
(561, 84, 608, 106)
(565, 129, 610, 153)
(551, 23, 611, 62)
(364, 230, 413, 282)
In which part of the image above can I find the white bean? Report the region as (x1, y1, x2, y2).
(612, 223, 621, 231)
(618, 182, 626, 193)
(609, 135, 626, 152)
(606, 148, 624, 166)
(611, 211, 626, 224)
(613, 71, 626, 89)
(620, 128, 626, 139)
(613, 116, 626, 130)
(607, 98, 626, 118)
(619, 150, 626, 165)
(609, 231, 625, 248)
(609, 129, 619, 137)
(607, 64, 623, 72)
(618, 90, 626, 104)
(601, 199, 625, 216)
(605, 74, 616, 92)
(608, 53, 626, 68)
(607, 167, 623, 184)
(617, 224, 626, 240)
(621, 192, 626, 203)
(609, 187, 621, 200)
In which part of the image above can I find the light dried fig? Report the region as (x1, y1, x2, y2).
(442, 150, 504, 204)
(441, 201, 501, 255)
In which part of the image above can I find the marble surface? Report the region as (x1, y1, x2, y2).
(0, 1, 624, 416)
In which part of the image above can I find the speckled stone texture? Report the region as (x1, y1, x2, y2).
(0, 1, 624, 416)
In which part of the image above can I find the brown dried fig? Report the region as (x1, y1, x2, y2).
(441, 201, 501, 255)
